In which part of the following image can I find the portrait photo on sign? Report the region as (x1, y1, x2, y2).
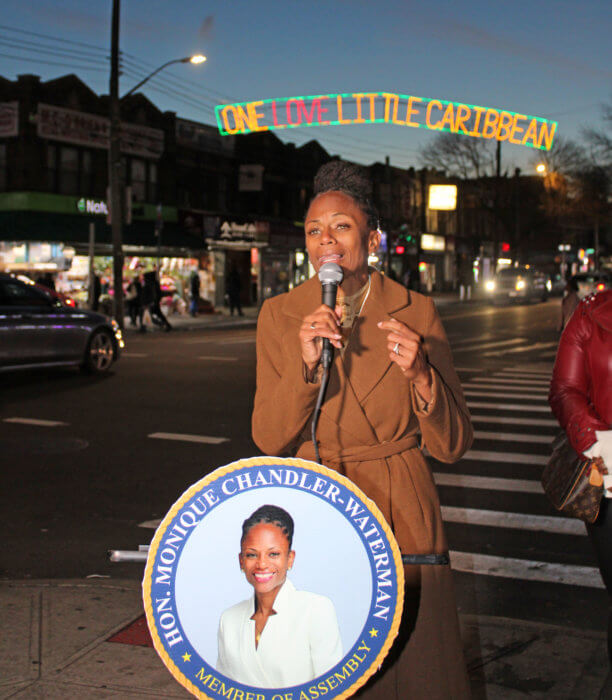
(174, 485, 372, 686)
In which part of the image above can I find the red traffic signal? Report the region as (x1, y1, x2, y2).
(501, 242, 511, 253)
(395, 245, 405, 255)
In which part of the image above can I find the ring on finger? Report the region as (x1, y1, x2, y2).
(310, 322, 316, 330)
(393, 342, 400, 355)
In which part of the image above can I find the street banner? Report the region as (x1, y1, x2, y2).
(143, 456, 404, 700)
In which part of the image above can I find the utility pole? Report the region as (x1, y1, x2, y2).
(109, 0, 124, 328)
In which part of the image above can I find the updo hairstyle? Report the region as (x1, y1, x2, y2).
(241, 504, 294, 548)
(311, 160, 379, 231)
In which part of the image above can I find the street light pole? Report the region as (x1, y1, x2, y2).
(107, 1, 205, 329)
(109, 0, 124, 328)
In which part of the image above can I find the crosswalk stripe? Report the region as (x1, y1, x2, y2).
(473, 430, 551, 444)
(462, 449, 547, 465)
(121, 352, 148, 358)
(198, 356, 239, 361)
(453, 338, 527, 353)
(470, 414, 558, 427)
(148, 432, 229, 444)
(467, 377, 550, 387)
(434, 473, 544, 493)
(467, 401, 551, 413)
(3, 417, 68, 427)
(498, 369, 552, 376)
(483, 342, 558, 357)
(441, 506, 585, 535)
(464, 384, 549, 394)
(449, 551, 603, 589)
(464, 390, 548, 400)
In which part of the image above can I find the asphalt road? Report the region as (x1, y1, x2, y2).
(1, 297, 606, 635)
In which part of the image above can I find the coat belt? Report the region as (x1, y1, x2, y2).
(298, 434, 420, 467)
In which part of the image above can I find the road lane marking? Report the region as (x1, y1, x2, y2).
(148, 432, 229, 444)
(483, 341, 558, 356)
(449, 551, 603, 589)
(121, 352, 148, 358)
(449, 334, 496, 346)
(454, 367, 483, 372)
(469, 377, 551, 387)
(434, 473, 544, 493)
(453, 338, 527, 353)
(467, 401, 551, 413)
(470, 414, 558, 427)
(498, 368, 552, 376)
(3, 417, 68, 427)
(138, 519, 161, 529)
(461, 449, 547, 465)
(197, 356, 239, 361)
(441, 506, 585, 535)
(464, 383, 549, 394)
(473, 430, 552, 444)
(464, 390, 549, 400)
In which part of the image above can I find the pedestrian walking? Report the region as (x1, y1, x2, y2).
(189, 270, 201, 317)
(142, 270, 172, 331)
(126, 275, 144, 329)
(227, 264, 243, 316)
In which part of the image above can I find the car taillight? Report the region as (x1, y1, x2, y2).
(65, 298, 76, 306)
(596, 283, 605, 291)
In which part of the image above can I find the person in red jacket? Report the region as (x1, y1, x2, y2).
(549, 289, 612, 669)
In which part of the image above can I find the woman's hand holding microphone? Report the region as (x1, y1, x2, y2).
(299, 305, 343, 378)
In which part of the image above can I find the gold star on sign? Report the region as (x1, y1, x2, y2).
(182, 652, 192, 662)
(369, 628, 378, 638)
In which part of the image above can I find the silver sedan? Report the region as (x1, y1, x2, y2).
(0, 273, 123, 374)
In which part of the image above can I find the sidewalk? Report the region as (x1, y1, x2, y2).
(121, 292, 479, 334)
(1, 578, 607, 699)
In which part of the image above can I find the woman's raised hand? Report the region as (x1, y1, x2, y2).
(300, 304, 343, 372)
(378, 318, 432, 396)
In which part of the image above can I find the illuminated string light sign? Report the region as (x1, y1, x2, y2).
(215, 93, 557, 150)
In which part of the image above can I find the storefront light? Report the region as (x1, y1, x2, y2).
(295, 251, 305, 266)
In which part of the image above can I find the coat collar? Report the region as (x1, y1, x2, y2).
(280, 268, 412, 321)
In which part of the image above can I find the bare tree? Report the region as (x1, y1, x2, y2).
(418, 133, 496, 178)
(582, 98, 612, 172)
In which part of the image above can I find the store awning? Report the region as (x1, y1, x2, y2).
(0, 211, 207, 254)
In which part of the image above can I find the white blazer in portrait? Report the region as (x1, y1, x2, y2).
(216, 579, 343, 688)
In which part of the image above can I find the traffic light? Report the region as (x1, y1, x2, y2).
(395, 245, 406, 255)
(501, 241, 510, 253)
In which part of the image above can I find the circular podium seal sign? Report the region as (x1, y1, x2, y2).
(143, 457, 404, 700)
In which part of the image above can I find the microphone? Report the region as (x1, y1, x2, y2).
(318, 262, 343, 369)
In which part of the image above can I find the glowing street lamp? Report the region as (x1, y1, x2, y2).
(536, 163, 547, 175)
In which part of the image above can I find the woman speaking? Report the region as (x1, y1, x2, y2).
(216, 505, 342, 688)
(252, 162, 473, 698)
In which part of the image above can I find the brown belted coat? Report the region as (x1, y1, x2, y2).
(252, 271, 473, 699)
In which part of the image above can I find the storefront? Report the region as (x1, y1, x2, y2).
(0, 191, 206, 307)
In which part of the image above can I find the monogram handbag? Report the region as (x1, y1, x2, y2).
(541, 431, 604, 524)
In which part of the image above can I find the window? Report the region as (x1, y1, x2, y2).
(59, 147, 79, 194)
(0, 279, 51, 306)
(130, 158, 146, 202)
(45, 145, 57, 191)
(82, 150, 92, 193)
(148, 162, 157, 202)
(0, 144, 6, 190)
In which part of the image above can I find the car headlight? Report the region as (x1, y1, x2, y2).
(485, 280, 496, 292)
(546, 280, 552, 292)
(516, 279, 526, 291)
(111, 320, 125, 349)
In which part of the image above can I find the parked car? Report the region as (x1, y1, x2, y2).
(0, 273, 123, 374)
(484, 266, 551, 304)
(570, 272, 611, 299)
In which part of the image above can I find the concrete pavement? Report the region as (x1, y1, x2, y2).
(0, 578, 607, 699)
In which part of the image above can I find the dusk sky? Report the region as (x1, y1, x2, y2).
(1, 0, 610, 172)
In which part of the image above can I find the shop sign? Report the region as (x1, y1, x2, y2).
(77, 197, 108, 216)
(428, 185, 457, 211)
(0, 102, 19, 137)
(238, 164, 264, 192)
(37, 104, 164, 159)
(421, 234, 445, 252)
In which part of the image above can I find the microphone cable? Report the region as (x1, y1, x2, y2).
(311, 365, 331, 465)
